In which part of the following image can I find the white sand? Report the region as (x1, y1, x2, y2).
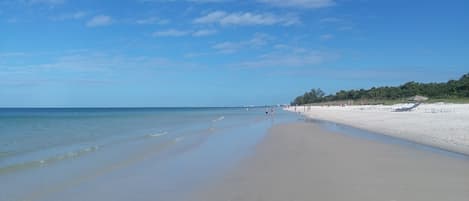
(286, 103, 469, 155)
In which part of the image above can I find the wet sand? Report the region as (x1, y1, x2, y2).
(191, 122, 469, 201)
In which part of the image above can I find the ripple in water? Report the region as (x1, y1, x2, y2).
(0, 145, 100, 175)
(146, 131, 169, 138)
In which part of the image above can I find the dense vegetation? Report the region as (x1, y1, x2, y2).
(292, 73, 469, 105)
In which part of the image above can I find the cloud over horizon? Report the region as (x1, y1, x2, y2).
(153, 29, 218, 37)
(194, 11, 299, 26)
(86, 15, 112, 27)
(212, 33, 271, 53)
(258, 0, 335, 8)
(22, 0, 66, 6)
(136, 17, 169, 25)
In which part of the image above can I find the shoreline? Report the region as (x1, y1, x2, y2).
(285, 103, 469, 155)
(310, 118, 469, 159)
(191, 122, 469, 201)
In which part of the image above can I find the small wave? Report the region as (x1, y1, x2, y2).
(212, 116, 225, 122)
(146, 131, 169, 138)
(174, 137, 184, 142)
(0, 145, 100, 175)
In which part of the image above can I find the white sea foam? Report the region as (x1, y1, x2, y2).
(212, 116, 225, 122)
(0, 144, 104, 174)
(147, 131, 169, 137)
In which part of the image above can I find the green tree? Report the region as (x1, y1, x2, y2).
(291, 73, 469, 105)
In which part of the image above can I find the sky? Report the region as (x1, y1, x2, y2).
(0, 0, 468, 107)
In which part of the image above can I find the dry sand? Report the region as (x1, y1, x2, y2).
(286, 103, 469, 155)
(191, 123, 469, 201)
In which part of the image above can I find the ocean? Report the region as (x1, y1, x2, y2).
(0, 107, 296, 201)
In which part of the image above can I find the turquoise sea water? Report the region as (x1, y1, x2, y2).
(0, 107, 296, 201)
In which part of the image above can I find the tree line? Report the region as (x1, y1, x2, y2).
(292, 73, 469, 105)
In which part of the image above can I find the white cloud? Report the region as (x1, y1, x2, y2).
(153, 29, 218, 37)
(258, 0, 335, 8)
(212, 42, 242, 53)
(52, 11, 87, 21)
(23, 0, 65, 5)
(212, 33, 271, 53)
(141, 0, 230, 2)
(237, 51, 332, 68)
(6, 18, 19, 23)
(1, 52, 199, 75)
(231, 45, 338, 68)
(153, 29, 190, 37)
(194, 11, 225, 23)
(192, 29, 217, 36)
(320, 34, 333, 41)
(136, 17, 169, 25)
(319, 17, 354, 31)
(0, 52, 26, 57)
(0, 52, 203, 88)
(86, 15, 112, 27)
(187, 0, 230, 2)
(69, 11, 87, 19)
(319, 17, 342, 23)
(338, 26, 353, 31)
(273, 44, 289, 49)
(194, 11, 299, 26)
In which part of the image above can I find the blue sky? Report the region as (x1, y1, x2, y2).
(0, 0, 468, 107)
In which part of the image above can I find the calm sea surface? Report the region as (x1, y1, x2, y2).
(0, 107, 297, 201)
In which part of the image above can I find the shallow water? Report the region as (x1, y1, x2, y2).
(0, 107, 296, 201)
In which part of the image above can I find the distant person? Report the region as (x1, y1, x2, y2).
(269, 107, 275, 117)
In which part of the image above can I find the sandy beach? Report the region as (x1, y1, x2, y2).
(191, 122, 469, 201)
(286, 103, 469, 155)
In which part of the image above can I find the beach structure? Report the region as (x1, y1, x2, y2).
(394, 102, 421, 112)
(393, 95, 428, 112)
(408, 95, 429, 102)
